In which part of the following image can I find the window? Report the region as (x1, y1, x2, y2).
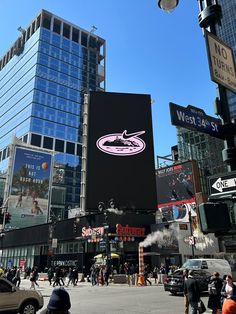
(43, 136, 53, 149)
(31, 134, 42, 147)
(42, 13, 51, 30)
(77, 144, 82, 156)
(66, 142, 75, 154)
(23, 134, 28, 143)
(55, 139, 64, 152)
(81, 32, 88, 47)
(72, 28, 79, 43)
(63, 23, 70, 39)
(53, 19, 61, 35)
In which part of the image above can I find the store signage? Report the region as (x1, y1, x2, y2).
(169, 103, 223, 139)
(205, 30, 236, 94)
(82, 226, 104, 238)
(209, 171, 236, 196)
(116, 224, 145, 237)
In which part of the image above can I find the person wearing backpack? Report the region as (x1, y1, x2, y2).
(208, 272, 223, 314)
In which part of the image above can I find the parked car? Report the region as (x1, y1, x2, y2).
(0, 277, 44, 314)
(182, 258, 231, 278)
(164, 268, 211, 295)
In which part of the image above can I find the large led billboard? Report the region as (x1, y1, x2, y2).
(85, 91, 157, 212)
(156, 161, 201, 222)
(7, 147, 52, 229)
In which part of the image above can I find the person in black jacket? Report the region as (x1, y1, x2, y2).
(208, 272, 223, 314)
(184, 270, 200, 314)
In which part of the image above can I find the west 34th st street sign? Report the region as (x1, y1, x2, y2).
(209, 171, 236, 197)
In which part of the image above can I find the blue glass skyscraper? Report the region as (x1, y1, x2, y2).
(216, 1, 236, 120)
(0, 10, 105, 220)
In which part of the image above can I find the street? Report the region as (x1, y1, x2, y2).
(19, 278, 211, 314)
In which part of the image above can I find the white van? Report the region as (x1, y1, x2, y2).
(182, 259, 231, 278)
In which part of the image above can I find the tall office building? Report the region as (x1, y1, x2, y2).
(216, 1, 236, 120)
(0, 10, 105, 220)
(176, 127, 226, 194)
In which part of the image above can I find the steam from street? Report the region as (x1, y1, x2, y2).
(140, 224, 179, 248)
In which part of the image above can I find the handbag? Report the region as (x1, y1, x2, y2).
(198, 299, 206, 314)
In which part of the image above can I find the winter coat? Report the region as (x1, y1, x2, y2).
(184, 276, 200, 303)
(208, 276, 223, 310)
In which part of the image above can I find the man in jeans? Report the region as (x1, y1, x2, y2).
(184, 270, 200, 314)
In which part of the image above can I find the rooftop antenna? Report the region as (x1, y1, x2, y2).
(17, 26, 25, 34)
(90, 25, 97, 34)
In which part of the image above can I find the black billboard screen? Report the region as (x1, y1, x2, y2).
(85, 92, 157, 212)
(156, 161, 197, 207)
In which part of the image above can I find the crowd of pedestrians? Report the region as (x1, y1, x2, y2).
(183, 270, 236, 314)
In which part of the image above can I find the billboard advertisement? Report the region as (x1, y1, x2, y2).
(156, 161, 201, 222)
(7, 147, 52, 229)
(85, 91, 157, 212)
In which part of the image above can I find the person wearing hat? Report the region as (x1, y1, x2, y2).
(40, 287, 71, 314)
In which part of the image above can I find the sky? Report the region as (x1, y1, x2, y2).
(0, 0, 218, 163)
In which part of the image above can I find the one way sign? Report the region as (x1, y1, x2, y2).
(209, 171, 236, 196)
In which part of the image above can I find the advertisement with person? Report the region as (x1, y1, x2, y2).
(156, 161, 201, 222)
(6, 147, 52, 229)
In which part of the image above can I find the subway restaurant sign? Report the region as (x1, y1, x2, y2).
(205, 30, 236, 94)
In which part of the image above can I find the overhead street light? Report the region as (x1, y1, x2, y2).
(158, 0, 179, 12)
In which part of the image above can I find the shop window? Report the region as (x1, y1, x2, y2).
(31, 133, 42, 147)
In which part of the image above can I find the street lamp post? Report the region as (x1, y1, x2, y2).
(98, 201, 111, 269)
(158, 0, 236, 172)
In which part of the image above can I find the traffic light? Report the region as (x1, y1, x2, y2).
(4, 212, 11, 224)
(198, 202, 231, 234)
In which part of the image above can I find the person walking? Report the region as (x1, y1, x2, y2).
(13, 267, 21, 287)
(40, 287, 71, 314)
(183, 269, 189, 314)
(53, 267, 62, 287)
(207, 272, 223, 314)
(30, 267, 39, 289)
(47, 267, 54, 286)
(184, 270, 200, 314)
(221, 274, 236, 314)
(144, 264, 152, 286)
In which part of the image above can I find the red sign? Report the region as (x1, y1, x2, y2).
(116, 224, 145, 237)
(19, 259, 26, 270)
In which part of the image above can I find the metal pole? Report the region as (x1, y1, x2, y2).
(188, 209, 195, 258)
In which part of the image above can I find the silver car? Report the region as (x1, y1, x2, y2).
(0, 277, 44, 314)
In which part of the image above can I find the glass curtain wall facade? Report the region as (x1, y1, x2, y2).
(176, 127, 226, 194)
(216, 1, 236, 120)
(0, 10, 105, 220)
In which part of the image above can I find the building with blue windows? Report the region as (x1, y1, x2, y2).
(0, 10, 105, 220)
(216, 1, 236, 120)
